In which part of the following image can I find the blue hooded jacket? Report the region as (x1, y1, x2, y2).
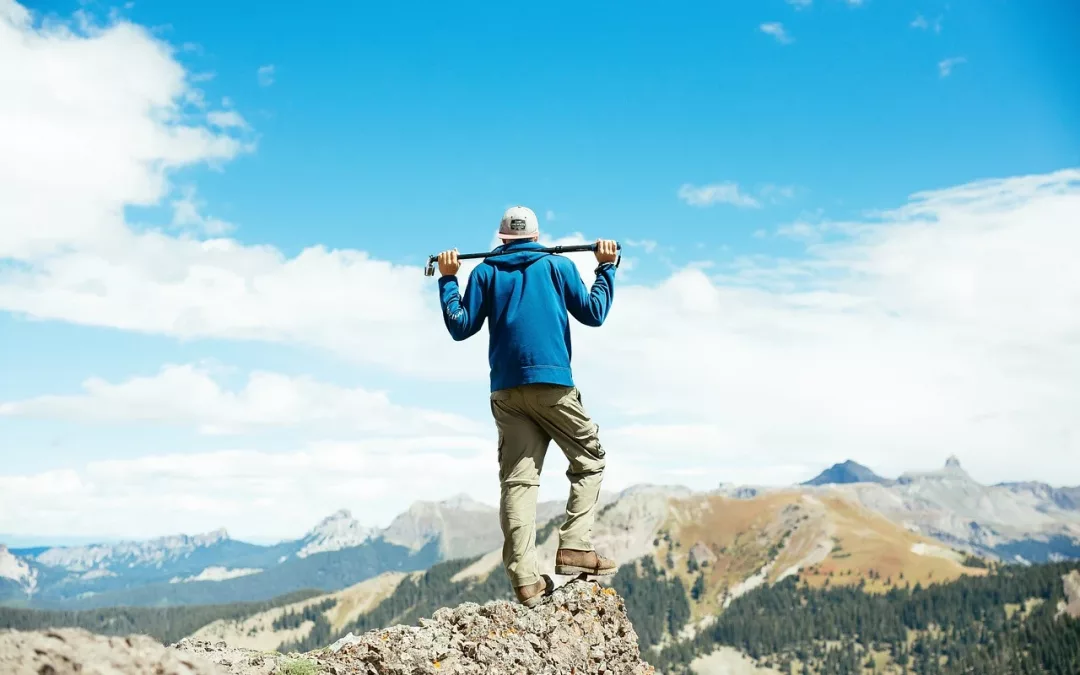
(438, 241, 616, 392)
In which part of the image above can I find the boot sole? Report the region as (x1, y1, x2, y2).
(554, 564, 617, 577)
(519, 574, 555, 608)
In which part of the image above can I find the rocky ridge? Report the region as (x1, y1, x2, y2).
(827, 457, 1080, 561)
(0, 545, 37, 595)
(0, 579, 654, 675)
(34, 530, 231, 573)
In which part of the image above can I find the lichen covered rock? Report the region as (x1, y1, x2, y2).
(0, 628, 224, 675)
(308, 579, 655, 675)
(2, 579, 654, 675)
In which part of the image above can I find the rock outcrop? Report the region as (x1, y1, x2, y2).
(0, 579, 655, 675)
(1059, 570, 1080, 620)
(0, 628, 223, 675)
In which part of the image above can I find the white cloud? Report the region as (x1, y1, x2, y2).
(585, 168, 1080, 486)
(759, 183, 797, 203)
(3, 0, 1080, 540)
(786, 0, 812, 9)
(939, 56, 966, 77)
(910, 14, 943, 33)
(759, 22, 793, 44)
(545, 209, 556, 221)
(678, 182, 761, 208)
(170, 186, 235, 235)
(0, 2, 250, 261)
(207, 110, 247, 129)
(0, 422, 813, 540)
(0, 442, 499, 540)
(257, 64, 275, 86)
(0, 363, 485, 436)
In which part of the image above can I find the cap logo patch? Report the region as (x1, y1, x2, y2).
(509, 218, 527, 231)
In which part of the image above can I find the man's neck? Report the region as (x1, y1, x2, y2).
(502, 239, 540, 247)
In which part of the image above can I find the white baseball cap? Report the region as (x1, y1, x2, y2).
(498, 206, 539, 240)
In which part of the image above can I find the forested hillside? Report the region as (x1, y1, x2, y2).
(654, 561, 1080, 674)
(2, 553, 1078, 674)
(0, 589, 322, 645)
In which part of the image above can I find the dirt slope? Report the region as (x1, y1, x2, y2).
(656, 490, 985, 621)
(187, 570, 407, 651)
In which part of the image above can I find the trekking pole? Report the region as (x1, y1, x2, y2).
(424, 242, 622, 277)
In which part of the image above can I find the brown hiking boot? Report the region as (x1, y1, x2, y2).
(554, 548, 618, 577)
(514, 574, 554, 608)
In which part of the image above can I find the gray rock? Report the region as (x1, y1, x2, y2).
(0, 580, 655, 675)
(0, 628, 226, 675)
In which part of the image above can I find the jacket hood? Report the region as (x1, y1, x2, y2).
(484, 241, 552, 271)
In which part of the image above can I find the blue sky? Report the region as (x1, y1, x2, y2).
(1, 0, 1078, 542)
(65, 0, 1080, 258)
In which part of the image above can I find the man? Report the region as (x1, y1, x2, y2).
(435, 205, 619, 608)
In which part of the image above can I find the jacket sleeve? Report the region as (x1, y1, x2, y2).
(439, 266, 488, 341)
(562, 261, 615, 327)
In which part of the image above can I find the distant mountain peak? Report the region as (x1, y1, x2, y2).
(0, 544, 39, 594)
(438, 493, 494, 511)
(802, 460, 890, 486)
(32, 528, 233, 573)
(194, 528, 230, 546)
(897, 455, 974, 486)
(296, 509, 373, 559)
(314, 509, 355, 527)
(382, 493, 503, 560)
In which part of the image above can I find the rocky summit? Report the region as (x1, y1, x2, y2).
(0, 579, 654, 675)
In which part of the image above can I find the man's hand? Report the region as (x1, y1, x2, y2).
(437, 249, 461, 277)
(594, 239, 618, 265)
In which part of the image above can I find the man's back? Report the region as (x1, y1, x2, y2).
(438, 240, 616, 392)
(434, 222, 621, 607)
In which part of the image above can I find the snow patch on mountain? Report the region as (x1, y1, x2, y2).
(0, 545, 38, 594)
(169, 566, 263, 583)
(34, 529, 230, 572)
(724, 562, 774, 608)
(296, 509, 374, 558)
(910, 542, 964, 562)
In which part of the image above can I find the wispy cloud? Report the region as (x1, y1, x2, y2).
(545, 209, 556, 222)
(785, 0, 812, 9)
(759, 184, 797, 203)
(679, 182, 798, 208)
(170, 187, 235, 235)
(0, 363, 483, 436)
(257, 64, 275, 87)
(759, 22, 793, 45)
(911, 13, 943, 33)
(626, 239, 659, 254)
(938, 56, 966, 77)
(678, 182, 761, 208)
(207, 110, 248, 130)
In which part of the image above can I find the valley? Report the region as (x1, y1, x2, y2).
(2, 457, 1079, 673)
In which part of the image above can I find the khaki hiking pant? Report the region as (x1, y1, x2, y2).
(489, 383, 606, 588)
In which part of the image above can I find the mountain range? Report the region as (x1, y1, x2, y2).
(2, 457, 1078, 610)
